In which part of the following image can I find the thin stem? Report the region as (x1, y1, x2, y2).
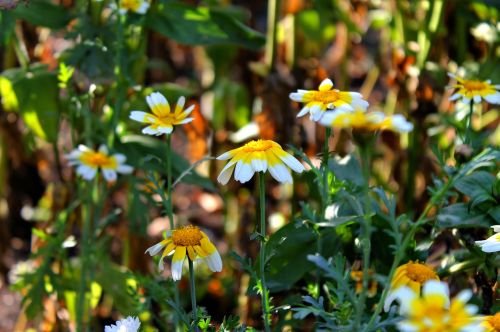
(259, 172, 271, 332)
(465, 100, 474, 145)
(354, 144, 372, 330)
(108, 11, 126, 148)
(264, 0, 280, 70)
(363, 174, 457, 332)
(76, 181, 93, 331)
(188, 260, 199, 332)
(165, 134, 181, 330)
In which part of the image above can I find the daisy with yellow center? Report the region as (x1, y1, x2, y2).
(289, 78, 369, 121)
(385, 280, 484, 332)
(448, 73, 500, 105)
(66, 145, 133, 182)
(216, 139, 305, 185)
(390, 261, 439, 294)
(318, 109, 414, 133)
(482, 312, 500, 332)
(145, 225, 222, 281)
(118, 0, 149, 14)
(475, 225, 500, 253)
(129, 92, 194, 136)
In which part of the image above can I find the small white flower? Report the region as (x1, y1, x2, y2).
(475, 225, 500, 253)
(470, 22, 497, 44)
(66, 145, 133, 182)
(104, 316, 141, 332)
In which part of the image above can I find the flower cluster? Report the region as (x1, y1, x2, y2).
(289, 78, 413, 133)
(105, 316, 141, 332)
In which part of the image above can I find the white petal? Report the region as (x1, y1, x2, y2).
(117, 164, 133, 174)
(462, 97, 471, 105)
(217, 151, 234, 160)
(137, 2, 149, 14)
(319, 78, 333, 91)
(268, 164, 293, 183)
(447, 72, 457, 79)
(182, 104, 195, 117)
(278, 153, 304, 173)
(480, 243, 500, 253)
(251, 157, 267, 173)
(205, 251, 223, 272)
(157, 126, 174, 135)
(178, 117, 194, 124)
(142, 126, 159, 135)
(464, 304, 478, 315)
(384, 287, 416, 314)
(334, 103, 354, 112)
(473, 95, 482, 104)
(422, 280, 450, 307)
(145, 242, 167, 256)
(289, 92, 305, 102)
(102, 169, 117, 182)
(455, 289, 472, 304)
(296, 106, 310, 117)
(130, 111, 152, 123)
(492, 225, 500, 232)
(449, 93, 461, 101)
(77, 165, 97, 180)
(234, 160, 255, 183)
(484, 92, 500, 104)
(171, 258, 185, 281)
(397, 322, 420, 332)
(98, 145, 108, 154)
(217, 163, 236, 185)
(151, 92, 168, 108)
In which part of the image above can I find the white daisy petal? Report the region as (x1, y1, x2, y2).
(102, 169, 117, 182)
(117, 164, 133, 174)
(142, 126, 159, 135)
(205, 251, 223, 272)
(269, 164, 293, 183)
(278, 152, 304, 173)
(77, 165, 97, 180)
(296, 106, 310, 117)
(319, 78, 333, 91)
(171, 258, 185, 281)
(130, 111, 152, 123)
(145, 242, 167, 256)
(289, 92, 305, 102)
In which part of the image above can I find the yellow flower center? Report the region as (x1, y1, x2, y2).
(405, 262, 438, 284)
(121, 0, 141, 11)
(488, 312, 500, 330)
(172, 226, 203, 246)
(242, 140, 274, 152)
(80, 151, 115, 168)
(306, 90, 340, 103)
(463, 80, 489, 92)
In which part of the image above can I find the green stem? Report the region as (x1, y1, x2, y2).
(259, 172, 271, 332)
(108, 10, 126, 148)
(354, 144, 372, 330)
(188, 260, 199, 332)
(363, 174, 457, 332)
(76, 180, 93, 331)
(264, 0, 280, 70)
(165, 134, 181, 331)
(465, 100, 474, 145)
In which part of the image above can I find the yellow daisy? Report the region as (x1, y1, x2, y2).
(390, 261, 439, 294)
(118, 0, 149, 14)
(319, 109, 414, 133)
(448, 73, 500, 105)
(482, 312, 500, 332)
(129, 92, 194, 136)
(66, 145, 133, 182)
(216, 139, 305, 185)
(475, 225, 500, 253)
(145, 225, 222, 281)
(385, 280, 483, 332)
(289, 78, 369, 121)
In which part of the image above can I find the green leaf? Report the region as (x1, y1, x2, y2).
(329, 155, 364, 187)
(437, 203, 491, 229)
(0, 65, 60, 142)
(13, 1, 72, 29)
(148, 2, 265, 50)
(454, 171, 495, 197)
(265, 223, 316, 292)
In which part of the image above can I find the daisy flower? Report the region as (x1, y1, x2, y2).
(216, 139, 305, 185)
(350, 270, 378, 297)
(390, 261, 439, 294)
(289, 78, 369, 121)
(117, 0, 149, 15)
(475, 225, 500, 253)
(130, 92, 194, 136)
(319, 109, 414, 133)
(448, 73, 500, 105)
(482, 311, 500, 332)
(385, 280, 483, 332)
(66, 145, 133, 182)
(145, 225, 222, 281)
(104, 316, 141, 332)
